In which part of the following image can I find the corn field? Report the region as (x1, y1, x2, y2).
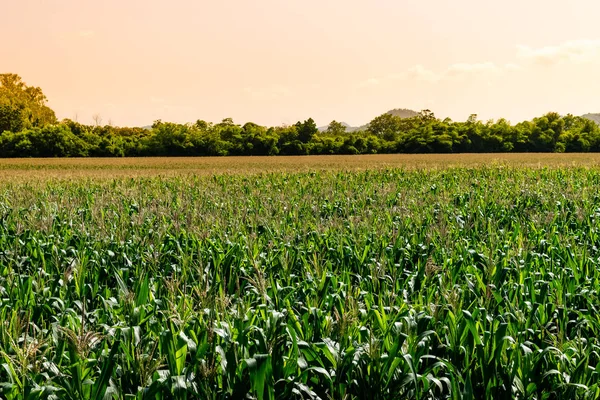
(1, 166, 600, 399)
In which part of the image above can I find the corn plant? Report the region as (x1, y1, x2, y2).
(1, 166, 600, 399)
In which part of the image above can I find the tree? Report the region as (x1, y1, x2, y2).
(0, 104, 24, 133)
(529, 112, 564, 152)
(326, 120, 347, 136)
(147, 122, 195, 156)
(243, 122, 278, 155)
(295, 118, 318, 143)
(25, 125, 89, 157)
(195, 120, 212, 131)
(418, 109, 437, 122)
(367, 113, 405, 141)
(0, 74, 57, 129)
(218, 118, 236, 127)
(92, 113, 103, 127)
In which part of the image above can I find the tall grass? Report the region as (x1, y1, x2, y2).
(1, 166, 600, 398)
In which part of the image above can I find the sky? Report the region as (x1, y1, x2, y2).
(3, 0, 600, 127)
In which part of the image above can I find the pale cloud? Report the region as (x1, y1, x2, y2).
(358, 61, 506, 89)
(357, 78, 380, 88)
(446, 62, 501, 76)
(243, 85, 292, 101)
(504, 63, 521, 71)
(405, 64, 441, 83)
(517, 39, 600, 65)
(355, 38, 600, 92)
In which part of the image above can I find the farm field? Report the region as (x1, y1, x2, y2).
(2, 153, 600, 180)
(2, 156, 600, 399)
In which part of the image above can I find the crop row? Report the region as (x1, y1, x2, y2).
(1, 167, 600, 399)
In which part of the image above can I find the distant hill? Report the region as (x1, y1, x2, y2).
(582, 113, 600, 124)
(386, 108, 419, 119)
(317, 121, 355, 132)
(319, 108, 419, 132)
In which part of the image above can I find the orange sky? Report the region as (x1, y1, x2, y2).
(3, 0, 600, 127)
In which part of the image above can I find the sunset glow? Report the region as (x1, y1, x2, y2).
(3, 0, 600, 126)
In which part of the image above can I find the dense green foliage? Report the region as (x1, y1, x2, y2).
(2, 167, 600, 398)
(3, 74, 600, 157)
(0, 74, 57, 133)
(2, 111, 600, 157)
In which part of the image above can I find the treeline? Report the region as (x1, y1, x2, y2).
(2, 111, 600, 157)
(2, 73, 600, 157)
